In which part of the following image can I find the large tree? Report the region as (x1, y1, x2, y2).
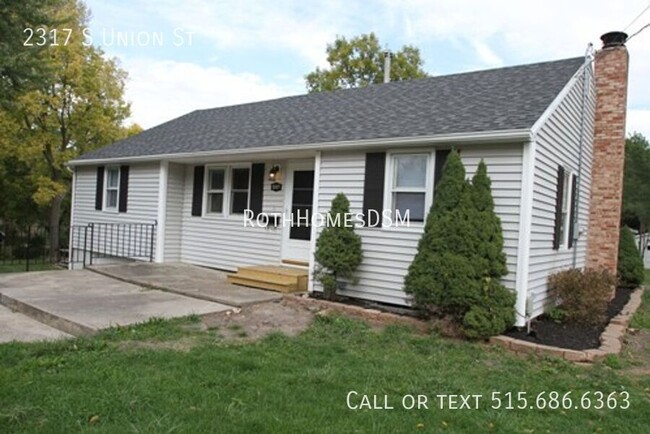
(0, 0, 66, 106)
(0, 0, 135, 257)
(305, 33, 428, 93)
(622, 133, 650, 256)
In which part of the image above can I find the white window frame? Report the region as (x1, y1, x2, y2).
(104, 166, 120, 212)
(560, 171, 574, 249)
(205, 166, 227, 215)
(382, 151, 435, 230)
(203, 164, 252, 217)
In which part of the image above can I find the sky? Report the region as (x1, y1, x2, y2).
(84, 0, 650, 138)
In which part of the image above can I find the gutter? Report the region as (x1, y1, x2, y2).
(67, 128, 532, 167)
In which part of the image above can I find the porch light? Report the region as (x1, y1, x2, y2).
(269, 165, 281, 181)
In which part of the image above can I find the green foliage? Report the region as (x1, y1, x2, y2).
(305, 33, 428, 93)
(0, 0, 66, 105)
(548, 268, 616, 326)
(405, 152, 515, 339)
(546, 307, 567, 324)
(314, 193, 363, 299)
(618, 226, 644, 287)
(622, 133, 650, 254)
(0, 0, 136, 252)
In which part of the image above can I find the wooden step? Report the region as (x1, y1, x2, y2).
(281, 259, 309, 267)
(227, 265, 308, 293)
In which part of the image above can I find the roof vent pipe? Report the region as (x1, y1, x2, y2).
(383, 51, 391, 83)
(600, 31, 628, 48)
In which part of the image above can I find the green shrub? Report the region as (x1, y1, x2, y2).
(617, 226, 644, 288)
(404, 153, 515, 339)
(548, 268, 616, 326)
(314, 193, 363, 300)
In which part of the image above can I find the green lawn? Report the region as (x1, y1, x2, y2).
(0, 262, 59, 273)
(645, 268, 650, 285)
(1, 311, 650, 433)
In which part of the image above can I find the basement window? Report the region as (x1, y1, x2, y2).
(104, 167, 120, 210)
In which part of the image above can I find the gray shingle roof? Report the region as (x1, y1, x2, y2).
(75, 57, 584, 161)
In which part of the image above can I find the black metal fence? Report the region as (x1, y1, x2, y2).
(0, 223, 58, 272)
(69, 222, 157, 268)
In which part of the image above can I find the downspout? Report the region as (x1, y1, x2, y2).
(572, 44, 594, 267)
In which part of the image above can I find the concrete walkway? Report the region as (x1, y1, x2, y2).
(90, 262, 282, 307)
(0, 270, 232, 337)
(0, 305, 71, 343)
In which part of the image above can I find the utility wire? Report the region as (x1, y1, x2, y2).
(624, 2, 650, 31)
(627, 22, 650, 42)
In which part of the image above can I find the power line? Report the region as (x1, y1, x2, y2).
(624, 2, 650, 30)
(627, 22, 650, 42)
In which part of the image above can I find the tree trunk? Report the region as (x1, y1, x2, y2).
(49, 194, 64, 260)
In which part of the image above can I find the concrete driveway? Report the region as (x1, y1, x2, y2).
(0, 270, 232, 340)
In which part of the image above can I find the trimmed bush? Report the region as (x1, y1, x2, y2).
(618, 226, 644, 288)
(314, 193, 363, 300)
(548, 268, 616, 326)
(404, 153, 515, 339)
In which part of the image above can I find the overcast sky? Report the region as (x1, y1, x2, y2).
(85, 0, 650, 138)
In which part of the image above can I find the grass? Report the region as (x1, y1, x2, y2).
(644, 268, 650, 285)
(0, 262, 59, 273)
(1, 315, 650, 433)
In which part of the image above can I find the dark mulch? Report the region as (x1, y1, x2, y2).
(505, 287, 633, 350)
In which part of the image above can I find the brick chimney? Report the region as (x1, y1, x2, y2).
(586, 31, 629, 273)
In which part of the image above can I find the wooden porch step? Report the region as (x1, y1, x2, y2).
(227, 265, 308, 293)
(281, 259, 309, 267)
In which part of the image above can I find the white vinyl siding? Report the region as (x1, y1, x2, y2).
(164, 163, 184, 262)
(314, 145, 523, 306)
(71, 163, 160, 257)
(180, 161, 285, 271)
(527, 66, 596, 317)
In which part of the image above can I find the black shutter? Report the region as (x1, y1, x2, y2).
(191, 166, 205, 217)
(249, 163, 265, 217)
(553, 165, 565, 250)
(362, 152, 386, 227)
(95, 166, 105, 210)
(118, 165, 129, 213)
(434, 149, 451, 190)
(567, 174, 577, 249)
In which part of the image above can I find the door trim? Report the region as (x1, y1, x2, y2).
(281, 160, 314, 263)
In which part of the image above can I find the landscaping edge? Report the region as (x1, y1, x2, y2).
(490, 287, 646, 363)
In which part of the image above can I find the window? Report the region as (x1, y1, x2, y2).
(230, 167, 250, 214)
(559, 171, 573, 247)
(207, 168, 225, 214)
(105, 167, 120, 210)
(389, 154, 428, 222)
(204, 166, 251, 216)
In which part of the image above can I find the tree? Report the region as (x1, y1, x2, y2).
(463, 161, 515, 339)
(314, 193, 363, 300)
(305, 33, 428, 93)
(618, 226, 644, 288)
(0, 0, 66, 106)
(622, 133, 650, 256)
(404, 152, 515, 339)
(0, 0, 133, 257)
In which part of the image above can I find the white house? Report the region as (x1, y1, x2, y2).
(68, 32, 630, 327)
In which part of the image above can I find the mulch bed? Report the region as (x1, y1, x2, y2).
(505, 287, 633, 350)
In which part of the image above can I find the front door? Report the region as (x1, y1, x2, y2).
(281, 162, 315, 263)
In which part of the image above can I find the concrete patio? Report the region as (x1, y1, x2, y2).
(89, 262, 282, 307)
(0, 270, 232, 338)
